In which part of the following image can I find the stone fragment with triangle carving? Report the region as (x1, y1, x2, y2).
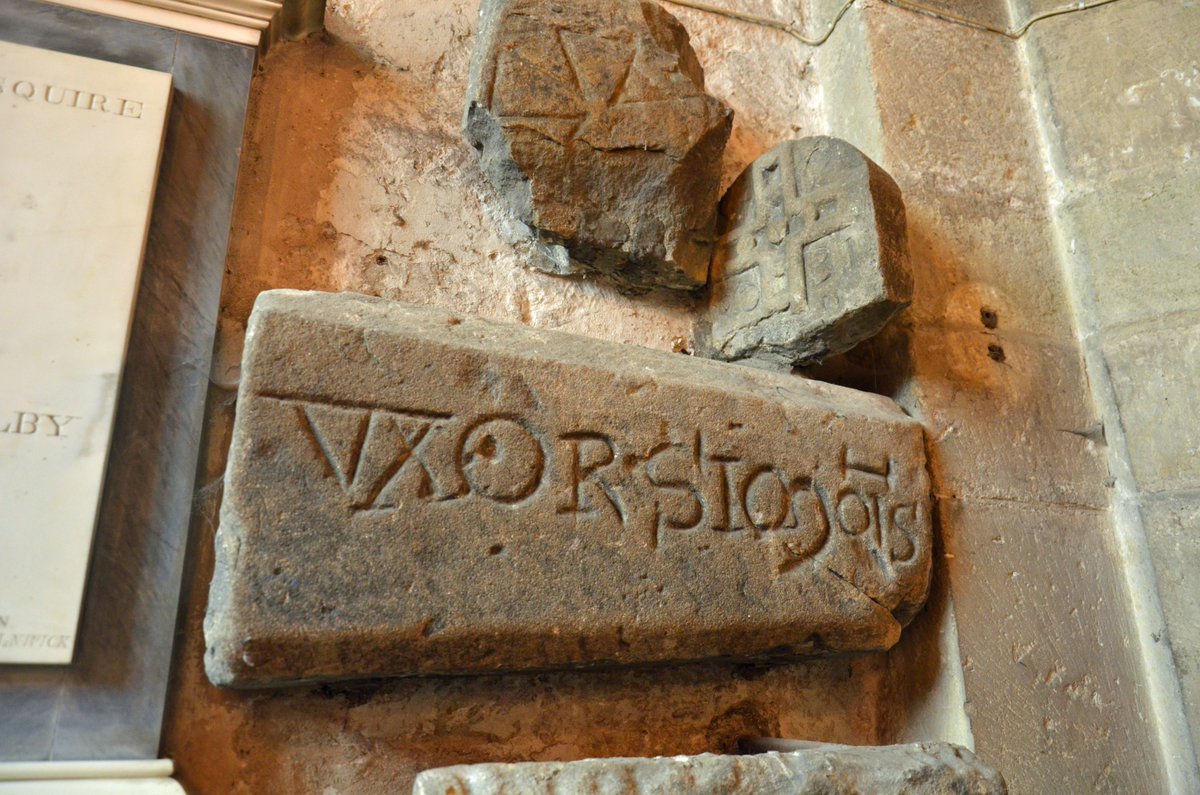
(464, 0, 732, 292)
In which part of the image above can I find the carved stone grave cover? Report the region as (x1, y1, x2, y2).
(204, 290, 932, 687)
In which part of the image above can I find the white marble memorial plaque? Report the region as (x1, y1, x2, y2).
(0, 41, 171, 663)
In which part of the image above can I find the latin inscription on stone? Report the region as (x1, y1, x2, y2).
(698, 137, 913, 369)
(204, 290, 931, 687)
(412, 743, 1008, 794)
(0, 41, 171, 665)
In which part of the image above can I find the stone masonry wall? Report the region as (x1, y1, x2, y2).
(1022, 0, 1200, 787)
(161, 1, 1190, 792)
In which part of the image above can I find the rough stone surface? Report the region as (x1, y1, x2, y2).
(412, 742, 1007, 794)
(204, 289, 931, 688)
(161, 25, 892, 795)
(698, 137, 912, 368)
(463, 0, 732, 292)
(158, 0, 1184, 789)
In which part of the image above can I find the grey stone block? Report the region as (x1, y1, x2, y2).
(464, 0, 732, 292)
(204, 290, 931, 688)
(412, 742, 1008, 794)
(698, 137, 912, 368)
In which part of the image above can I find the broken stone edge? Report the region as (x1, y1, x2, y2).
(412, 742, 1008, 794)
(463, 0, 733, 293)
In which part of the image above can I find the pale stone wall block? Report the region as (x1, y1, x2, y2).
(1141, 492, 1200, 764)
(204, 290, 931, 687)
(463, 0, 732, 292)
(412, 742, 1008, 794)
(1105, 323, 1200, 494)
(697, 137, 912, 368)
(1061, 168, 1200, 334)
(1022, 0, 1200, 192)
(939, 499, 1160, 790)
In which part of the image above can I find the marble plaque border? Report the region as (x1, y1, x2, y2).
(0, 0, 254, 761)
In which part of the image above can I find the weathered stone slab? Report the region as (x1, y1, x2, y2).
(204, 290, 931, 687)
(464, 0, 732, 292)
(698, 137, 912, 368)
(412, 742, 1008, 794)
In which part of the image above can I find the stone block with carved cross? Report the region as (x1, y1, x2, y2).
(464, 0, 732, 293)
(413, 742, 1008, 794)
(697, 137, 913, 368)
(204, 290, 932, 688)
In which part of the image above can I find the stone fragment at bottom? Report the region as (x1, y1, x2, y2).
(412, 742, 1008, 795)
